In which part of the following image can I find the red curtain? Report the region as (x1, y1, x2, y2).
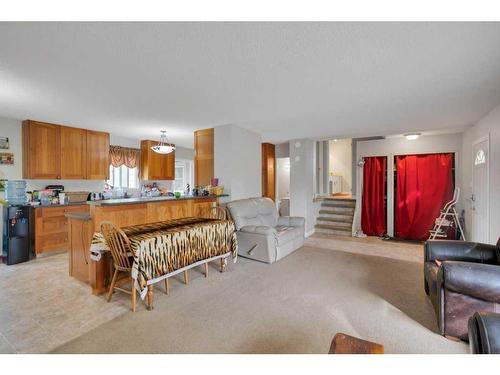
(395, 153, 454, 240)
(361, 156, 387, 236)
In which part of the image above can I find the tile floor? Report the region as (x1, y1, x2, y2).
(0, 252, 128, 353)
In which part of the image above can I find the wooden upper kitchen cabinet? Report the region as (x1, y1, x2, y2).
(23, 120, 62, 179)
(262, 143, 276, 201)
(22, 120, 110, 180)
(194, 128, 214, 186)
(140, 140, 175, 180)
(86, 130, 110, 180)
(60, 126, 87, 179)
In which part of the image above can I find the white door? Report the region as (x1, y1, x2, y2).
(471, 137, 489, 243)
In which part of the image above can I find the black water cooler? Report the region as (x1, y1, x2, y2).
(2, 205, 35, 265)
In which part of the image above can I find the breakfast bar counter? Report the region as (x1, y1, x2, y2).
(67, 195, 227, 294)
(87, 194, 228, 206)
(86, 195, 225, 232)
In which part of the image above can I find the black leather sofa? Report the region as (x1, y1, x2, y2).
(468, 312, 500, 353)
(424, 239, 500, 340)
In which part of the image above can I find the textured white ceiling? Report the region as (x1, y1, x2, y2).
(1, 22, 500, 148)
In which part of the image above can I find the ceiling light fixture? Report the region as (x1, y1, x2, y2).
(151, 130, 176, 154)
(404, 133, 421, 141)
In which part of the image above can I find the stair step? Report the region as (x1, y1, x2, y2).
(321, 197, 356, 203)
(319, 207, 354, 215)
(318, 212, 353, 221)
(316, 216, 352, 224)
(314, 227, 352, 237)
(315, 224, 352, 232)
(321, 202, 356, 208)
(316, 221, 352, 232)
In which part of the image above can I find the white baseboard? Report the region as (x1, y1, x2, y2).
(305, 229, 315, 238)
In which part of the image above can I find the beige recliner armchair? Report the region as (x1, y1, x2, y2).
(226, 197, 305, 263)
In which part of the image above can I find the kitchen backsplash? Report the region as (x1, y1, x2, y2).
(25, 179, 175, 197)
(25, 179, 105, 192)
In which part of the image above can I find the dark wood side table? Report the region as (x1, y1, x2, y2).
(329, 333, 384, 354)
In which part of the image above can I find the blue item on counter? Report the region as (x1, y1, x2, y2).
(5, 180, 27, 205)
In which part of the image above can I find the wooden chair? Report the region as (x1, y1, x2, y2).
(101, 221, 171, 311)
(100, 221, 138, 312)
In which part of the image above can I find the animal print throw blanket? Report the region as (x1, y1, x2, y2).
(90, 217, 238, 299)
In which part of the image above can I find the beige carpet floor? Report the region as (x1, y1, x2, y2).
(52, 246, 468, 354)
(306, 234, 424, 263)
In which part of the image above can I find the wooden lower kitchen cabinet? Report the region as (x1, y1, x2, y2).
(67, 215, 94, 284)
(192, 198, 217, 217)
(88, 197, 219, 232)
(34, 204, 90, 254)
(144, 197, 216, 222)
(146, 200, 192, 222)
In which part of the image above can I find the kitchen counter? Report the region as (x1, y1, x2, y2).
(86, 194, 229, 206)
(68, 193, 225, 295)
(32, 202, 89, 208)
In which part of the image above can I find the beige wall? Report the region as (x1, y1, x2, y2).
(0, 117, 23, 181)
(276, 157, 290, 200)
(214, 124, 262, 201)
(329, 138, 352, 194)
(290, 139, 316, 235)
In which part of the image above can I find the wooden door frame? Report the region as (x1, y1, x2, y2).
(471, 135, 490, 243)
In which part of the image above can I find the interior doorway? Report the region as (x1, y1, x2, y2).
(328, 138, 353, 197)
(276, 157, 290, 216)
(471, 137, 489, 243)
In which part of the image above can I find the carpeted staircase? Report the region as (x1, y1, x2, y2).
(315, 198, 355, 236)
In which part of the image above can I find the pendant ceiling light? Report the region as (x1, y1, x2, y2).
(151, 130, 176, 154)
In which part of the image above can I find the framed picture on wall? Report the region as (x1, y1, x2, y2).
(0, 179, 5, 192)
(0, 152, 14, 165)
(0, 136, 9, 149)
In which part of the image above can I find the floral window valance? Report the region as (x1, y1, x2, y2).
(109, 145, 141, 169)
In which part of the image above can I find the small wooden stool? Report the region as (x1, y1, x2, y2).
(329, 333, 384, 354)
